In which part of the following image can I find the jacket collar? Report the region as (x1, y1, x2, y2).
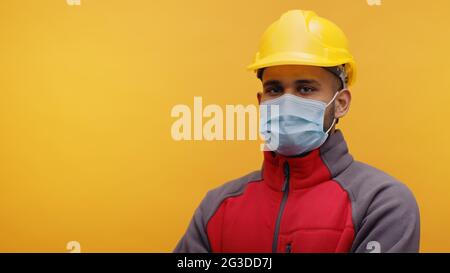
(262, 129, 353, 192)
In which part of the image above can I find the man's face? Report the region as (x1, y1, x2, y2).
(257, 65, 351, 133)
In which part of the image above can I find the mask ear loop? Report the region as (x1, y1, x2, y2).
(325, 90, 341, 108)
(324, 90, 341, 134)
(325, 117, 337, 134)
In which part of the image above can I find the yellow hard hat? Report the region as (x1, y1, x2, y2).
(247, 10, 356, 86)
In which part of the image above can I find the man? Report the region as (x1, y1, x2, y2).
(173, 9, 420, 253)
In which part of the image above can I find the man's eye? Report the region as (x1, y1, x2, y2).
(265, 87, 283, 94)
(297, 86, 315, 94)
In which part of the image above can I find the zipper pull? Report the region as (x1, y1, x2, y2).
(282, 161, 290, 192)
(285, 242, 292, 253)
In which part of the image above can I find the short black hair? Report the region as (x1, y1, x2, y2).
(256, 68, 265, 81)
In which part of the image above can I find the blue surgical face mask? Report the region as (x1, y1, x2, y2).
(259, 92, 340, 156)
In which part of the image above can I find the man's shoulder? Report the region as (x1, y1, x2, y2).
(337, 160, 414, 199)
(206, 170, 263, 200)
(195, 170, 262, 222)
(335, 160, 419, 226)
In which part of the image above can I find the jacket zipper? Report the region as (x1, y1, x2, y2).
(272, 161, 290, 253)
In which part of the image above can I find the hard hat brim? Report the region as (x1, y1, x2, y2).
(246, 51, 356, 86)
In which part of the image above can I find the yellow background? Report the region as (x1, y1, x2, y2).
(1, 0, 449, 252)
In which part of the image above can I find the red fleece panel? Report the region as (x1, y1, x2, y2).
(207, 181, 277, 253)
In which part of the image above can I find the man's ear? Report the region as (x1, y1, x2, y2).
(334, 89, 351, 119)
(257, 92, 262, 105)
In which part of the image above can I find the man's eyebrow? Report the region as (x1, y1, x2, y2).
(263, 80, 282, 88)
(263, 79, 322, 88)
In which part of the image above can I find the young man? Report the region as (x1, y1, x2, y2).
(173, 9, 420, 253)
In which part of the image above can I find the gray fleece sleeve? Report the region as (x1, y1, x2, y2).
(351, 182, 420, 253)
(173, 192, 211, 253)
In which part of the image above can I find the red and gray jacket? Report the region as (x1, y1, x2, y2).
(173, 130, 420, 253)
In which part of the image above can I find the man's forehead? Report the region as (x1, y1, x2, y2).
(262, 65, 328, 81)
